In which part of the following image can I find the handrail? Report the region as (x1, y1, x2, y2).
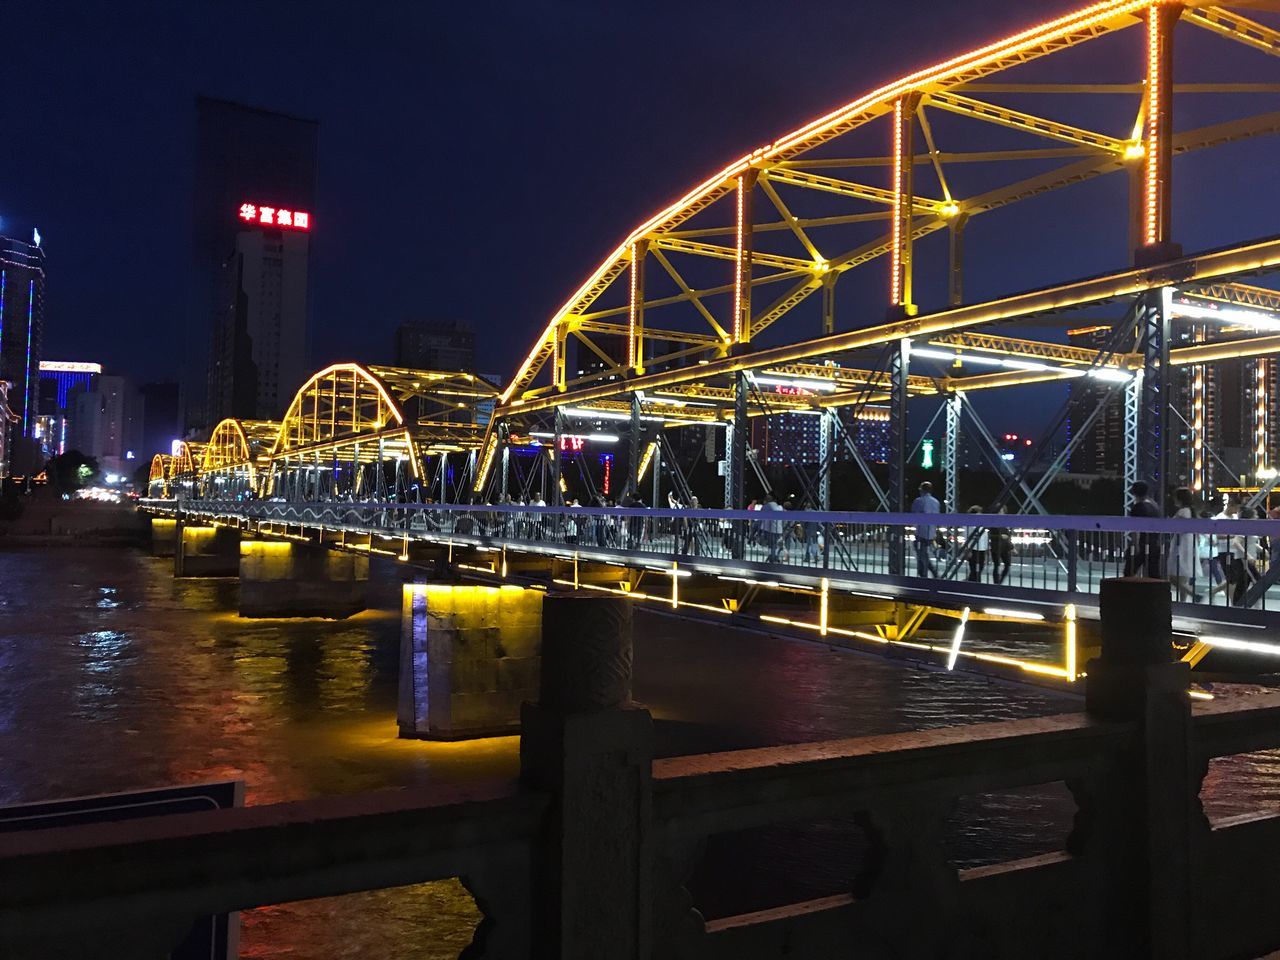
(141, 498, 1280, 538)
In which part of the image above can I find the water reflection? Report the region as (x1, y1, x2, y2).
(0, 547, 1275, 955)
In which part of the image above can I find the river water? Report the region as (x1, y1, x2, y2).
(0, 546, 1275, 957)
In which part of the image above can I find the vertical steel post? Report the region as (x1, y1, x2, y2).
(652, 442, 661, 508)
(730, 371, 748, 510)
(888, 339, 910, 575)
(1138, 3, 1179, 263)
(1137, 287, 1172, 507)
(500, 444, 510, 501)
(722, 422, 734, 510)
(820, 273, 836, 335)
(733, 171, 758, 346)
(944, 392, 961, 512)
(948, 213, 968, 306)
(819, 409, 833, 511)
(629, 240, 647, 373)
(626, 393, 642, 499)
(552, 408, 564, 506)
(1125, 367, 1141, 511)
(890, 95, 920, 317)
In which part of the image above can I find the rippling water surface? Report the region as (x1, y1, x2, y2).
(0, 546, 1274, 954)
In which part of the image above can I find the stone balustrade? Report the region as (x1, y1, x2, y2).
(3, 581, 1280, 959)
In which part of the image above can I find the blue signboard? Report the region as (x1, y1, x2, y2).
(0, 780, 244, 958)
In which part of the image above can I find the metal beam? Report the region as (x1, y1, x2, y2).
(925, 91, 1127, 153)
(497, 236, 1280, 417)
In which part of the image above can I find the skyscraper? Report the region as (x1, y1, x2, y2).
(395, 320, 475, 372)
(0, 230, 46, 476)
(191, 97, 318, 428)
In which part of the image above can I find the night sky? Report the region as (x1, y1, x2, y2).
(4, 0, 1278, 433)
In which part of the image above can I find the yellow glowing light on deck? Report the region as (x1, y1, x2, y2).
(1064, 603, 1078, 681)
(947, 607, 970, 670)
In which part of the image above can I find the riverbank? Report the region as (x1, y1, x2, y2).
(0, 497, 146, 546)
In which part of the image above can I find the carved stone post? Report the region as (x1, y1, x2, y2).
(520, 594, 653, 960)
(1082, 577, 1198, 960)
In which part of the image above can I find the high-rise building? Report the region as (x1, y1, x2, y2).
(0, 231, 46, 475)
(70, 375, 143, 478)
(191, 96, 318, 428)
(395, 320, 475, 372)
(37, 360, 101, 459)
(1065, 325, 1127, 477)
(206, 224, 310, 421)
(140, 381, 182, 461)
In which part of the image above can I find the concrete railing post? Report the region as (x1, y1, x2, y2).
(520, 593, 653, 960)
(1084, 577, 1195, 960)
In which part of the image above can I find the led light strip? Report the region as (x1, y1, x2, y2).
(890, 99, 905, 306)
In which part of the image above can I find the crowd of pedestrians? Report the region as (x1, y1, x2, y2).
(399, 478, 1279, 608)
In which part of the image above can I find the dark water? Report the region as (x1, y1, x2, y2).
(0, 548, 1274, 955)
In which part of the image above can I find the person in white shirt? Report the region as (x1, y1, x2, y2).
(1167, 487, 1201, 603)
(1231, 505, 1263, 606)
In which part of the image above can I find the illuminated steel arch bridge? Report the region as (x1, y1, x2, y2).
(161, 364, 501, 503)
(474, 0, 1280, 535)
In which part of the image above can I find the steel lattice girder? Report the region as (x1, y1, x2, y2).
(500, 0, 1280, 405)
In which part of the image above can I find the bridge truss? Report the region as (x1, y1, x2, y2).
(480, 0, 1280, 518)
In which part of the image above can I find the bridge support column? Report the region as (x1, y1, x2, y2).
(520, 593, 653, 960)
(148, 517, 177, 557)
(1083, 577, 1198, 960)
(398, 583, 542, 740)
(729, 370, 748, 511)
(174, 522, 240, 578)
(887, 339, 910, 574)
(238, 540, 368, 618)
(1136, 287, 1172, 507)
(944, 392, 961, 512)
(818, 410, 833, 512)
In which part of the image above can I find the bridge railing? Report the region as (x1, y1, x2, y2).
(6, 583, 1280, 958)
(147, 499, 1280, 613)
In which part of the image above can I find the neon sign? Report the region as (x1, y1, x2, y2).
(238, 203, 311, 231)
(559, 436, 585, 452)
(773, 384, 812, 397)
(40, 360, 102, 374)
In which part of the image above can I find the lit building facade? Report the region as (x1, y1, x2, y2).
(191, 96, 318, 428)
(206, 222, 310, 422)
(37, 360, 102, 459)
(0, 231, 46, 475)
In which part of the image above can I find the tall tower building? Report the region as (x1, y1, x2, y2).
(0, 231, 46, 476)
(191, 97, 318, 428)
(395, 320, 475, 372)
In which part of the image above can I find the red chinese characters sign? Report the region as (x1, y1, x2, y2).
(238, 203, 311, 231)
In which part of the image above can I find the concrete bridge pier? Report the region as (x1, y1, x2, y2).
(238, 540, 369, 618)
(148, 517, 178, 557)
(397, 582, 542, 740)
(173, 522, 240, 578)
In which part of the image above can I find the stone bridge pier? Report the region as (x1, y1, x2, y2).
(238, 540, 369, 619)
(397, 583, 543, 740)
(173, 522, 240, 578)
(148, 517, 178, 558)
